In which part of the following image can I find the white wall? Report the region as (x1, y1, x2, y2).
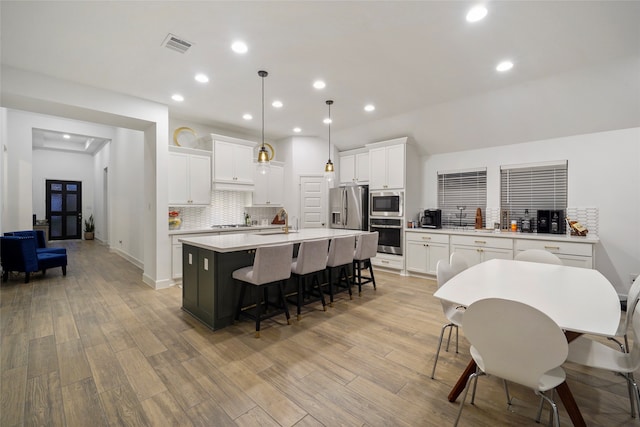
(278, 135, 335, 228)
(32, 149, 94, 222)
(421, 127, 640, 294)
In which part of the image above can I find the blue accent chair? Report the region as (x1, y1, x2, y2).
(4, 230, 66, 256)
(0, 236, 67, 283)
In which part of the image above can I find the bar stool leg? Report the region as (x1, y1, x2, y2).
(277, 280, 291, 325)
(340, 265, 353, 300)
(297, 275, 303, 321)
(235, 282, 247, 321)
(327, 267, 335, 307)
(312, 274, 327, 311)
(255, 285, 264, 338)
(368, 260, 377, 291)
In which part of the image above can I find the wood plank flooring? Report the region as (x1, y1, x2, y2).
(0, 240, 635, 426)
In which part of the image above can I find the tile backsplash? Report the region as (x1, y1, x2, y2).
(169, 190, 280, 230)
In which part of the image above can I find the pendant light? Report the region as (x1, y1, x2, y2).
(256, 70, 270, 175)
(324, 100, 335, 182)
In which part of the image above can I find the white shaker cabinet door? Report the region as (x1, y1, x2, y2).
(188, 154, 212, 204)
(168, 152, 190, 205)
(339, 154, 356, 184)
(233, 144, 255, 184)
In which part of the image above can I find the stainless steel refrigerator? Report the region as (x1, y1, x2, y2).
(329, 185, 369, 230)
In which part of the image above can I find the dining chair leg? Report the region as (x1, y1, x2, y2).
(503, 380, 512, 406)
(537, 390, 560, 427)
(431, 322, 452, 379)
(454, 372, 476, 427)
(470, 369, 482, 405)
(445, 324, 459, 353)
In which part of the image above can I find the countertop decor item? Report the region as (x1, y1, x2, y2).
(172, 127, 197, 147)
(169, 210, 181, 230)
(256, 70, 271, 175)
(474, 208, 482, 229)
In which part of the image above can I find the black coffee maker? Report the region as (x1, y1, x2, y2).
(537, 210, 565, 234)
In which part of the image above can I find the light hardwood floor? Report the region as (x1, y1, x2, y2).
(0, 240, 635, 426)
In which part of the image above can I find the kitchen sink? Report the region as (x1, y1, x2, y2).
(255, 230, 299, 235)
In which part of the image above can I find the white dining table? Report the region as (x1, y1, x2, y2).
(434, 258, 621, 427)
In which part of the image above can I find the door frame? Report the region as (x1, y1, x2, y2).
(46, 179, 82, 240)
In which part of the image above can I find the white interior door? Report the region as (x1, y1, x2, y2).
(299, 175, 327, 229)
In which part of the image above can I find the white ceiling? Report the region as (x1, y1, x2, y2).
(1, 1, 639, 154)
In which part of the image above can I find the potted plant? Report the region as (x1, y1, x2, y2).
(84, 214, 95, 240)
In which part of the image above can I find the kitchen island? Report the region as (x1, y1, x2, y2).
(179, 228, 365, 330)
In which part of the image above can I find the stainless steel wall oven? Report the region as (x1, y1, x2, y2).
(369, 217, 403, 255)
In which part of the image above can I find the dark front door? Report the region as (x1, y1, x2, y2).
(46, 180, 82, 240)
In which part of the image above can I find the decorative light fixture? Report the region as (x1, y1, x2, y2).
(257, 70, 271, 175)
(324, 100, 335, 182)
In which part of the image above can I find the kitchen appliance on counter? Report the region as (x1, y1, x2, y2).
(370, 191, 403, 217)
(329, 185, 369, 230)
(421, 209, 442, 229)
(369, 217, 403, 255)
(537, 209, 566, 234)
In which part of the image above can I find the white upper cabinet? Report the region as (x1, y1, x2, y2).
(253, 163, 284, 206)
(168, 146, 212, 205)
(339, 151, 369, 184)
(369, 144, 405, 190)
(213, 140, 255, 190)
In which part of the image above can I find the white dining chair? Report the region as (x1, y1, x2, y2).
(431, 259, 464, 379)
(455, 298, 568, 427)
(515, 249, 563, 265)
(565, 284, 640, 419)
(449, 252, 468, 274)
(608, 275, 640, 353)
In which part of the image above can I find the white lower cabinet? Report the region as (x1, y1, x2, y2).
(449, 235, 514, 267)
(370, 253, 404, 270)
(405, 231, 449, 275)
(515, 239, 593, 269)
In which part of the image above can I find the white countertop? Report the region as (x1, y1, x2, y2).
(179, 228, 365, 253)
(405, 227, 599, 244)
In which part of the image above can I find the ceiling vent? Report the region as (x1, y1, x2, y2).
(162, 33, 193, 54)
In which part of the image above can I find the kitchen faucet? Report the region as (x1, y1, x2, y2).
(276, 207, 289, 234)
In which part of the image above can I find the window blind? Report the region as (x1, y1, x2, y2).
(437, 169, 487, 228)
(500, 161, 568, 229)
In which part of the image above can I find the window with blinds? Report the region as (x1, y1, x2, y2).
(500, 161, 568, 230)
(437, 168, 487, 228)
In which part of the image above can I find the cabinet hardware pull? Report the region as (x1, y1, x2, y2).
(544, 246, 560, 250)
(474, 240, 486, 244)
(422, 237, 431, 240)
(381, 260, 389, 264)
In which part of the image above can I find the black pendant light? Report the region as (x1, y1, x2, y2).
(257, 70, 270, 175)
(324, 100, 335, 182)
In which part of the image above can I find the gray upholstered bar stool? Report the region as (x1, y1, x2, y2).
(291, 239, 329, 320)
(326, 235, 356, 306)
(353, 231, 379, 296)
(233, 243, 294, 338)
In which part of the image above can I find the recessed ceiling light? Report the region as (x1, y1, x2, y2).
(171, 94, 184, 102)
(242, 113, 253, 120)
(313, 80, 326, 90)
(293, 127, 301, 133)
(496, 60, 514, 72)
(466, 5, 488, 22)
(272, 100, 283, 108)
(231, 41, 248, 54)
(194, 73, 209, 83)
(323, 118, 332, 124)
(63, 134, 70, 139)
(364, 104, 375, 112)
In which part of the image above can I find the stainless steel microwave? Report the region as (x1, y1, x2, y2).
(370, 191, 403, 217)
